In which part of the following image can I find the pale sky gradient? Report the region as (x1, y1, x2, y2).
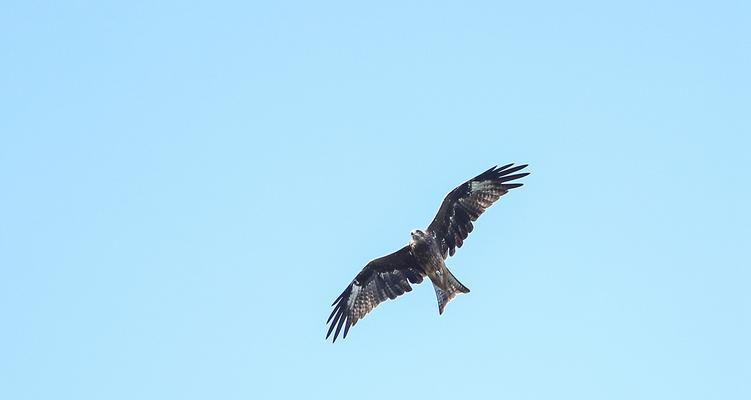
(1, 1, 749, 399)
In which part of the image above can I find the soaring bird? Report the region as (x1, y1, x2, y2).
(326, 164, 529, 342)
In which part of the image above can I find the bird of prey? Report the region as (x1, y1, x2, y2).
(326, 164, 529, 342)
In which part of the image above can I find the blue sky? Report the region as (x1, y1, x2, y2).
(1, 1, 749, 399)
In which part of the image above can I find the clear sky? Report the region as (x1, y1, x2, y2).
(1, 1, 749, 399)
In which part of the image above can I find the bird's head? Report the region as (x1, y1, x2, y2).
(410, 229, 426, 241)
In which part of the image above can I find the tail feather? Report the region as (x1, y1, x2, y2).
(434, 268, 470, 314)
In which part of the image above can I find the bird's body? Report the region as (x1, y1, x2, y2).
(409, 229, 469, 314)
(326, 164, 529, 342)
(408, 230, 442, 280)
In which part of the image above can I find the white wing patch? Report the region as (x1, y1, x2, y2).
(346, 283, 361, 308)
(470, 180, 495, 192)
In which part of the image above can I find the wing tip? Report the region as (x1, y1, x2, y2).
(326, 308, 350, 343)
(499, 172, 530, 183)
(480, 163, 529, 182)
(495, 163, 514, 172)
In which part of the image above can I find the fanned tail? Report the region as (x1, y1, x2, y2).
(434, 268, 470, 314)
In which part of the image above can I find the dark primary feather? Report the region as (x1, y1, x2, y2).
(427, 164, 529, 258)
(326, 246, 425, 342)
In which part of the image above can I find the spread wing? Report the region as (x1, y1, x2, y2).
(427, 164, 529, 258)
(326, 246, 425, 342)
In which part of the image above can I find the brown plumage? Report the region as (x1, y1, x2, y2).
(326, 164, 529, 342)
